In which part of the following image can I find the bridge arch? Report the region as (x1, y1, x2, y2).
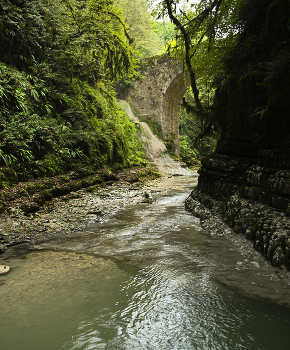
(163, 72, 190, 155)
(116, 55, 190, 155)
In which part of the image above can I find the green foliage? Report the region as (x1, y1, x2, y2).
(126, 134, 147, 168)
(193, 0, 243, 86)
(136, 167, 161, 181)
(179, 89, 217, 163)
(154, 19, 175, 47)
(179, 135, 200, 166)
(117, 0, 163, 57)
(164, 134, 177, 157)
(45, 0, 135, 82)
(138, 116, 163, 140)
(150, 0, 246, 122)
(0, 0, 146, 182)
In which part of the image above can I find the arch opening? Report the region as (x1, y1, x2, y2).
(163, 72, 190, 156)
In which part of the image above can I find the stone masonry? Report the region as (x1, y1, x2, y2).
(116, 55, 190, 155)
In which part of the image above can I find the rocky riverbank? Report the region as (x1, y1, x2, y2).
(2, 171, 290, 308)
(0, 167, 165, 254)
(186, 184, 290, 270)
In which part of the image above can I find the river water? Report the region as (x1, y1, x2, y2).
(1, 176, 290, 350)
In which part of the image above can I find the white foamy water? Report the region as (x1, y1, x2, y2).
(119, 100, 193, 176)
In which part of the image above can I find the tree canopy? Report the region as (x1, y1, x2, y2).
(149, 0, 245, 126)
(45, 0, 136, 82)
(116, 0, 164, 57)
(152, 0, 290, 147)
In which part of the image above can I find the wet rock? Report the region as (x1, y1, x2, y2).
(185, 197, 211, 220)
(7, 207, 16, 214)
(143, 192, 153, 203)
(187, 187, 290, 269)
(86, 210, 103, 215)
(0, 265, 10, 274)
(272, 246, 286, 267)
(0, 176, 168, 254)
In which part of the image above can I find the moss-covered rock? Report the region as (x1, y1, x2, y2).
(1, 168, 18, 185)
(20, 202, 40, 215)
(99, 169, 119, 182)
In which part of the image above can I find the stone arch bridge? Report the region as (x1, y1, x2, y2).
(116, 55, 190, 155)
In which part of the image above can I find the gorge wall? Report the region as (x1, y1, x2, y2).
(186, 0, 290, 268)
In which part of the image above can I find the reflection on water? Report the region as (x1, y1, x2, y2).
(1, 176, 290, 350)
(1, 252, 132, 350)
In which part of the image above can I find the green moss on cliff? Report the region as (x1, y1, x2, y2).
(0, 0, 146, 181)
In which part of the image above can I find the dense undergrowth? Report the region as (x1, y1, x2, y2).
(0, 0, 147, 192)
(178, 89, 217, 168)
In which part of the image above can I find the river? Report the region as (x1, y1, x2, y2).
(1, 176, 290, 349)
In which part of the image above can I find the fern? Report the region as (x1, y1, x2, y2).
(0, 149, 17, 166)
(30, 89, 39, 101)
(18, 149, 35, 163)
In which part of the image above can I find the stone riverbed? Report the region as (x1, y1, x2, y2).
(1, 174, 290, 309)
(0, 175, 173, 253)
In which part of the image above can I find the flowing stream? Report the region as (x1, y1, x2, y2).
(1, 176, 290, 350)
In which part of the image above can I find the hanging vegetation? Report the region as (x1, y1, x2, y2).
(0, 0, 146, 184)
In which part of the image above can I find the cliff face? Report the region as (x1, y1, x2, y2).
(186, 0, 290, 268)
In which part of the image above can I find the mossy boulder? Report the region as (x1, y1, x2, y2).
(99, 169, 119, 182)
(40, 189, 53, 201)
(20, 202, 40, 215)
(1, 168, 18, 185)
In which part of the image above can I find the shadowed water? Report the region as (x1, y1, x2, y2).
(1, 176, 290, 350)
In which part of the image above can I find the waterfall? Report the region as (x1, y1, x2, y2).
(119, 100, 192, 176)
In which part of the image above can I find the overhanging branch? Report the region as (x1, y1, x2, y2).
(165, 0, 204, 114)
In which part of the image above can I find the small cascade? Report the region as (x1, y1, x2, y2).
(119, 100, 192, 176)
